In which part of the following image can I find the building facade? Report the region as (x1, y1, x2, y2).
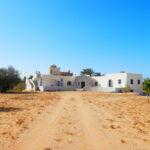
(26, 65, 143, 94)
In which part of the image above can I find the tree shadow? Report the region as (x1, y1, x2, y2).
(0, 107, 22, 112)
(1, 92, 38, 95)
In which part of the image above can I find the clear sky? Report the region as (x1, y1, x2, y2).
(0, 0, 150, 78)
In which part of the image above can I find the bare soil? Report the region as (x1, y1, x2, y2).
(0, 91, 150, 150)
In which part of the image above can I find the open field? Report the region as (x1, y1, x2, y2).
(0, 91, 150, 150)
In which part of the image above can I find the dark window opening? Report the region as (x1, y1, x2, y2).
(137, 80, 140, 85)
(60, 78, 63, 86)
(118, 79, 122, 84)
(67, 81, 71, 86)
(57, 81, 60, 86)
(108, 80, 113, 87)
(95, 82, 98, 86)
(130, 79, 134, 84)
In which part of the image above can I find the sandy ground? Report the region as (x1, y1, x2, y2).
(0, 92, 150, 150)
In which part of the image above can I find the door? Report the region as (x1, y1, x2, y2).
(81, 82, 85, 88)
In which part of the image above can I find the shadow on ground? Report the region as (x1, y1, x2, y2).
(0, 92, 39, 95)
(0, 107, 23, 112)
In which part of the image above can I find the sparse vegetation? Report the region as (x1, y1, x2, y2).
(16, 118, 24, 125)
(80, 68, 94, 76)
(121, 139, 126, 143)
(13, 82, 25, 92)
(29, 75, 33, 79)
(142, 78, 150, 103)
(44, 148, 52, 150)
(0, 66, 21, 92)
(124, 85, 131, 92)
(0, 92, 60, 149)
(80, 68, 102, 76)
(1, 92, 150, 149)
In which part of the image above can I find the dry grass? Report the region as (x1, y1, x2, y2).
(1, 91, 150, 150)
(81, 91, 150, 147)
(16, 118, 24, 125)
(120, 139, 126, 143)
(0, 92, 60, 150)
(44, 148, 52, 150)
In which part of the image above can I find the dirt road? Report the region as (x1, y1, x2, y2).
(8, 92, 150, 150)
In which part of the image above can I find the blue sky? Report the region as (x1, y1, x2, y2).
(0, 0, 150, 78)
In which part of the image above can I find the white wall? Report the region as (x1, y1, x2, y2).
(41, 75, 76, 91)
(92, 73, 143, 94)
(85, 86, 116, 92)
(39, 86, 76, 91)
(75, 75, 96, 88)
(25, 79, 36, 91)
(26, 72, 143, 94)
(92, 73, 127, 88)
(126, 73, 143, 94)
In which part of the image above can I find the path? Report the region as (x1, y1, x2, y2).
(12, 92, 146, 150)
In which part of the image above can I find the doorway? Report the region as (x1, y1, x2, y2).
(108, 80, 113, 87)
(81, 82, 85, 88)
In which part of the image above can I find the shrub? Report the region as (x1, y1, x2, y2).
(142, 78, 150, 103)
(0, 66, 21, 92)
(13, 82, 25, 92)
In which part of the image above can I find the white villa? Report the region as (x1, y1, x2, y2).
(26, 65, 143, 94)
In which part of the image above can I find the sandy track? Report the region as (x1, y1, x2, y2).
(76, 94, 113, 150)
(7, 92, 150, 150)
(12, 92, 114, 150)
(13, 93, 68, 150)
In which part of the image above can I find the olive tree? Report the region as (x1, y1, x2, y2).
(0, 66, 21, 92)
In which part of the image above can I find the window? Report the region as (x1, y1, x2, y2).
(40, 79, 42, 86)
(130, 79, 134, 84)
(137, 80, 140, 85)
(67, 81, 71, 86)
(57, 81, 60, 86)
(118, 79, 122, 84)
(95, 82, 98, 86)
(108, 80, 113, 87)
(60, 78, 63, 86)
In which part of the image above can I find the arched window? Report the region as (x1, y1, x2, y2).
(108, 80, 113, 87)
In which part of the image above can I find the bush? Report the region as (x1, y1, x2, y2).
(13, 83, 25, 92)
(130, 89, 134, 92)
(0, 66, 21, 92)
(142, 78, 150, 103)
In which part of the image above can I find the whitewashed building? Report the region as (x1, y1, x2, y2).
(26, 65, 143, 94)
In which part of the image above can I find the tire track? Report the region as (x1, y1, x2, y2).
(13, 94, 68, 150)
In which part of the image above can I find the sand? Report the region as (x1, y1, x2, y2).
(0, 91, 150, 150)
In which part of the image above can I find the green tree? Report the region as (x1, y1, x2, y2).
(142, 78, 150, 103)
(80, 68, 94, 76)
(94, 72, 102, 76)
(29, 75, 33, 79)
(68, 70, 73, 76)
(0, 66, 21, 92)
